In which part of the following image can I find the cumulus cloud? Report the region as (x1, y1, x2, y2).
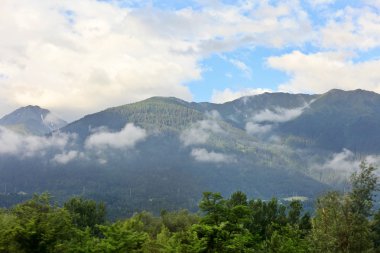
(0, 0, 313, 119)
(0, 126, 75, 157)
(191, 148, 235, 163)
(268, 50, 380, 94)
(319, 6, 380, 51)
(211, 88, 272, 104)
(85, 123, 147, 150)
(52, 150, 81, 164)
(180, 114, 223, 146)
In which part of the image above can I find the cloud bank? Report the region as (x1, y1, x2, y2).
(1, 0, 380, 118)
(0, 0, 313, 119)
(268, 51, 380, 94)
(0, 126, 76, 157)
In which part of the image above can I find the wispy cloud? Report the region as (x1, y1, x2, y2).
(245, 122, 272, 135)
(229, 59, 252, 79)
(245, 104, 308, 136)
(0, 126, 76, 157)
(211, 88, 272, 104)
(180, 111, 223, 146)
(252, 107, 305, 123)
(191, 148, 235, 163)
(309, 148, 380, 184)
(42, 112, 67, 131)
(308, 0, 336, 7)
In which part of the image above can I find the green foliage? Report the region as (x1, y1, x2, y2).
(0, 161, 378, 253)
(371, 209, 380, 251)
(264, 225, 311, 253)
(94, 221, 148, 252)
(64, 196, 106, 233)
(2, 193, 77, 253)
(161, 209, 199, 233)
(311, 161, 378, 253)
(350, 161, 378, 217)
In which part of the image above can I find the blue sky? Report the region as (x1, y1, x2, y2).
(1, 0, 380, 120)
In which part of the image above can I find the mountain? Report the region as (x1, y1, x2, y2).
(55, 95, 328, 217)
(62, 97, 204, 139)
(2, 89, 380, 219)
(199, 92, 318, 129)
(0, 105, 67, 135)
(278, 89, 380, 153)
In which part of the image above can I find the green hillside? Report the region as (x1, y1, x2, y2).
(3, 89, 380, 218)
(278, 89, 380, 152)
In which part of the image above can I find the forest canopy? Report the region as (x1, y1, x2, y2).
(0, 162, 379, 253)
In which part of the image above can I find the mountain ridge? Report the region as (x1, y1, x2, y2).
(1, 89, 379, 218)
(0, 105, 67, 135)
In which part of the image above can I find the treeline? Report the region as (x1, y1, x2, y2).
(0, 162, 380, 252)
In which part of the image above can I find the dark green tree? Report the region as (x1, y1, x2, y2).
(64, 196, 106, 233)
(9, 193, 77, 253)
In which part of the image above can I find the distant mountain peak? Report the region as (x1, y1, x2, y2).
(0, 106, 67, 135)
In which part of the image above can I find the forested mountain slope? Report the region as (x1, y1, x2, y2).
(1, 89, 380, 218)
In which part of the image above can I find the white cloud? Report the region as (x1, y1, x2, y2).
(42, 112, 67, 131)
(211, 88, 272, 104)
(180, 116, 223, 146)
(364, 0, 380, 8)
(252, 107, 305, 123)
(191, 148, 235, 163)
(268, 50, 380, 94)
(245, 105, 307, 136)
(229, 59, 252, 79)
(52, 150, 81, 164)
(322, 149, 358, 173)
(308, 0, 336, 7)
(319, 6, 380, 51)
(0, 0, 313, 120)
(0, 126, 75, 157)
(245, 122, 272, 135)
(309, 148, 380, 183)
(85, 123, 147, 149)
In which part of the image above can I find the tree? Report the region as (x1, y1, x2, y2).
(288, 200, 302, 225)
(161, 209, 199, 233)
(94, 221, 148, 253)
(350, 161, 378, 217)
(9, 193, 77, 253)
(310, 161, 378, 253)
(371, 209, 380, 251)
(64, 196, 106, 233)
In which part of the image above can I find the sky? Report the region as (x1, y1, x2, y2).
(1, 0, 380, 121)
